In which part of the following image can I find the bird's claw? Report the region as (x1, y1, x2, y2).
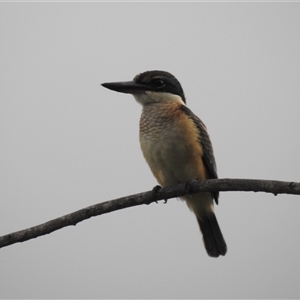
(150, 185, 168, 204)
(184, 179, 198, 194)
(151, 185, 162, 203)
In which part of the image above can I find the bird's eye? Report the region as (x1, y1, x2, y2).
(153, 79, 165, 88)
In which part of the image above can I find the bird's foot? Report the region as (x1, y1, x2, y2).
(184, 179, 198, 195)
(151, 185, 162, 203)
(151, 185, 168, 204)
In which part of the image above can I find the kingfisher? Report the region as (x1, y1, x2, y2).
(101, 70, 227, 257)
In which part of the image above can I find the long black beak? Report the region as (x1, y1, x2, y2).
(101, 81, 148, 94)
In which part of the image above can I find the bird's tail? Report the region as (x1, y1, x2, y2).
(197, 212, 227, 257)
(184, 193, 227, 257)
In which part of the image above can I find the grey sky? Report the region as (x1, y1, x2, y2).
(1, 2, 300, 299)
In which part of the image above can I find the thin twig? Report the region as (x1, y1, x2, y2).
(0, 178, 299, 249)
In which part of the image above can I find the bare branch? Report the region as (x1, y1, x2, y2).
(1, 178, 299, 249)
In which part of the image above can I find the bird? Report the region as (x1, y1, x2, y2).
(101, 70, 227, 257)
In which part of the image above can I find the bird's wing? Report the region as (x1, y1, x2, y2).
(180, 105, 219, 204)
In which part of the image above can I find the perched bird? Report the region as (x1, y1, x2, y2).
(101, 70, 227, 257)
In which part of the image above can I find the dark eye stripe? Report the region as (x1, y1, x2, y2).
(153, 79, 165, 88)
(133, 70, 186, 103)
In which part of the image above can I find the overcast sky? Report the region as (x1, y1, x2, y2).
(1, 2, 300, 299)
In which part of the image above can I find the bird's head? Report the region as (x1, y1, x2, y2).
(101, 70, 186, 105)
